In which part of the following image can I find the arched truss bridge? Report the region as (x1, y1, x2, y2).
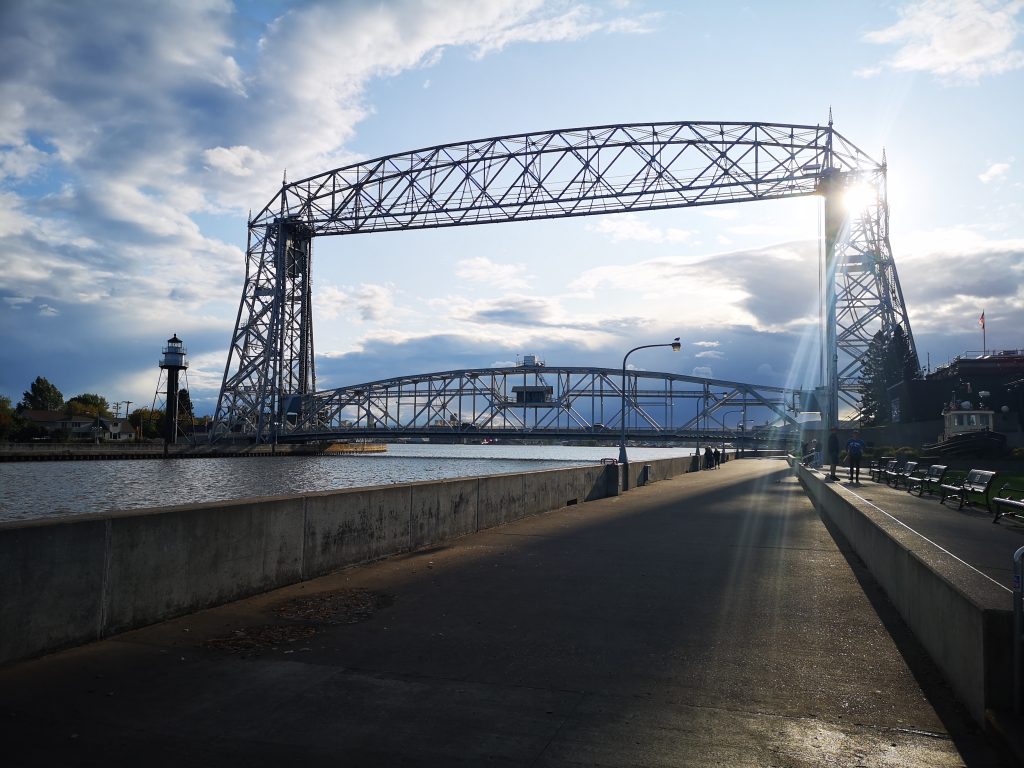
(276, 361, 804, 445)
(214, 119, 918, 441)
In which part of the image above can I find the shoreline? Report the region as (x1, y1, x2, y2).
(0, 441, 387, 462)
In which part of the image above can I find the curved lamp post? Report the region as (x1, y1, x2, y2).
(619, 338, 681, 465)
(720, 408, 741, 450)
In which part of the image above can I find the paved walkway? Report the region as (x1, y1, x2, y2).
(807, 466, 1024, 589)
(0, 459, 1010, 766)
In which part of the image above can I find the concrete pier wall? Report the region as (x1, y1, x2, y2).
(0, 454, 719, 666)
(793, 461, 1014, 724)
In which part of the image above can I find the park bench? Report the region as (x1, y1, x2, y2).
(906, 464, 947, 497)
(884, 458, 907, 487)
(939, 469, 998, 512)
(870, 458, 895, 483)
(890, 461, 919, 489)
(992, 483, 1024, 524)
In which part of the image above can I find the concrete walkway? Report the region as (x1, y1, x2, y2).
(0, 459, 1010, 766)
(807, 467, 1024, 588)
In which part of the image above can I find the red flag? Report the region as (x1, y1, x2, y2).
(979, 311, 985, 329)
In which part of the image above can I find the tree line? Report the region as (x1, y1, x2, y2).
(0, 376, 204, 442)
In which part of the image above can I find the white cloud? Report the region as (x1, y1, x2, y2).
(456, 256, 531, 290)
(315, 283, 396, 323)
(589, 214, 694, 244)
(0, 141, 48, 180)
(899, 225, 1024, 256)
(892, 226, 1024, 339)
(354, 283, 395, 322)
(979, 161, 1011, 182)
(203, 145, 272, 178)
(853, 65, 884, 78)
(863, 0, 1024, 82)
(567, 243, 818, 333)
(692, 366, 713, 378)
(0, 0, 655, 408)
(246, 0, 643, 183)
(470, 3, 654, 57)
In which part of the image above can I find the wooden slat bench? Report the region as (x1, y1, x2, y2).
(906, 464, 947, 497)
(992, 483, 1024, 524)
(939, 469, 999, 511)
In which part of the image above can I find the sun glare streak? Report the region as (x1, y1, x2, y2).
(709, 467, 808, 653)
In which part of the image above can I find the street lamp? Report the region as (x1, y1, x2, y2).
(721, 409, 742, 430)
(619, 338, 681, 465)
(720, 408, 742, 450)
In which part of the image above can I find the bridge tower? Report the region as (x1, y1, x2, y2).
(820, 136, 917, 427)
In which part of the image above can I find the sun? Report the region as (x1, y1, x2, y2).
(842, 182, 875, 213)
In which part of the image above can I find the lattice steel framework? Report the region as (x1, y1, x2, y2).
(279, 363, 803, 444)
(214, 119, 918, 440)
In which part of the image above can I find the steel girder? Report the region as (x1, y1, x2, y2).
(280, 364, 805, 442)
(214, 120, 917, 439)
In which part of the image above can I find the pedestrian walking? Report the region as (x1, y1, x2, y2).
(713, 448, 721, 468)
(703, 446, 713, 470)
(845, 430, 866, 483)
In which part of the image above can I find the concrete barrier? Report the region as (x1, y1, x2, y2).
(0, 454, 715, 666)
(792, 461, 1014, 725)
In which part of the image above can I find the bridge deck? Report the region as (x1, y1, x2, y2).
(0, 459, 1011, 766)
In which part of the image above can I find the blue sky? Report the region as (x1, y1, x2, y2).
(1, 0, 1022, 416)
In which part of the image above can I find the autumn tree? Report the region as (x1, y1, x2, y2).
(0, 395, 16, 440)
(130, 407, 162, 439)
(66, 393, 112, 418)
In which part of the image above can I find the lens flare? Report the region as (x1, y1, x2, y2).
(842, 182, 874, 213)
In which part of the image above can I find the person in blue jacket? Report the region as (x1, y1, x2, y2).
(845, 430, 866, 483)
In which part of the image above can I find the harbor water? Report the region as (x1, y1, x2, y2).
(0, 443, 696, 522)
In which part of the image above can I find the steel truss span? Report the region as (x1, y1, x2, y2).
(214, 120, 918, 440)
(282, 365, 805, 444)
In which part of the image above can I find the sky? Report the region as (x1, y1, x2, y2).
(1, 0, 1022, 417)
